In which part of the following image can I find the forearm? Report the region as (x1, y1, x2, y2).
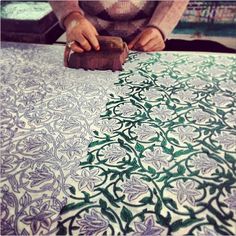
(49, 0, 83, 28)
(148, 0, 189, 40)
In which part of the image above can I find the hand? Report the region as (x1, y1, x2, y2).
(64, 12, 100, 53)
(128, 27, 165, 52)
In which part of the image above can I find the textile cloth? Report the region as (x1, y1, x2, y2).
(0, 42, 236, 235)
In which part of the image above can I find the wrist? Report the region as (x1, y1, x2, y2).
(64, 11, 84, 29)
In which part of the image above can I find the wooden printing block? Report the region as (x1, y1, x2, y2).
(66, 36, 129, 71)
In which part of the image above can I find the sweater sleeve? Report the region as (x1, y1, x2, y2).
(49, 0, 84, 28)
(148, 0, 189, 40)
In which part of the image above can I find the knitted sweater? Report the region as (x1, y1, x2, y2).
(49, 0, 189, 40)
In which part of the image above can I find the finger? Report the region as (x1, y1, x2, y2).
(77, 34, 91, 51)
(134, 33, 153, 50)
(128, 33, 142, 50)
(70, 42, 84, 53)
(137, 37, 165, 52)
(92, 26, 99, 36)
(84, 31, 100, 51)
(151, 40, 165, 51)
(146, 43, 165, 52)
(142, 38, 160, 52)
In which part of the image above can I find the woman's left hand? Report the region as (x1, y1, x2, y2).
(128, 27, 165, 52)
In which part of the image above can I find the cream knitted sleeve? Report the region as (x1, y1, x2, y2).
(148, 0, 189, 40)
(49, 0, 84, 28)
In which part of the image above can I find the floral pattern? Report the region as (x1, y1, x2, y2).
(1, 43, 236, 235)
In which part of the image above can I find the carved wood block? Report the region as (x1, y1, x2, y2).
(66, 36, 129, 71)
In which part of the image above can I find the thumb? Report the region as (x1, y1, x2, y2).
(128, 33, 142, 50)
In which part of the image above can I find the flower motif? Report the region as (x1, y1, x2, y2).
(28, 165, 54, 187)
(219, 80, 236, 93)
(80, 83, 100, 96)
(122, 176, 148, 201)
(117, 103, 138, 116)
(191, 153, 218, 174)
(174, 90, 197, 103)
(160, 54, 176, 61)
(134, 124, 157, 141)
(1, 218, 15, 236)
(150, 106, 173, 121)
(211, 94, 233, 107)
(57, 116, 84, 132)
(97, 118, 120, 133)
(103, 144, 126, 162)
(188, 109, 211, 123)
(143, 89, 162, 100)
(18, 135, 47, 153)
(206, 67, 226, 77)
(197, 226, 220, 236)
(156, 77, 175, 87)
(155, 64, 168, 73)
(224, 190, 236, 211)
(21, 202, 54, 235)
(143, 147, 170, 170)
(20, 79, 41, 90)
(77, 209, 109, 235)
(20, 92, 44, 106)
(82, 99, 104, 115)
(0, 202, 15, 235)
(127, 76, 146, 84)
(168, 180, 201, 206)
(48, 95, 74, 110)
(114, 86, 131, 97)
(189, 78, 209, 89)
(73, 169, 102, 191)
(175, 64, 194, 74)
(60, 137, 89, 158)
(225, 111, 236, 128)
(0, 107, 13, 123)
(174, 126, 198, 143)
(0, 155, 14, 174)
(24, 107, 51, 125)
(215, 132, 236, 150)
(0, 128, 14, 144)
(132, 215, 164, 236)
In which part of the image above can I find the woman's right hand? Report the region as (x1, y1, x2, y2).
(64, 12, 100, 53)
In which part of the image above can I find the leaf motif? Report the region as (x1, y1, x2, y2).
(120, 206, 133, 223)
(139, 196, 153, 205)
(144, 102, 152, 109)
(56, 224, 67, 236)
(171, 219, 183, 232)
(155, 199, 162, 215)
(3, 192, 15, 207)
(8, 175, 19, 193)
(87, 153, 95, 163)
(163, 198, 178, 210)
(148, 166, 156, 175)
(135, 143, 144, 152)
(101, 208, 116, 223)
(20, 192, 32, 207)
(177, 165, 185, 175)
(99, 199, 107, 210)
(225, 153, 235, 163)
(21, 229, 30, 236)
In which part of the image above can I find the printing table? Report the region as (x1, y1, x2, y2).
(1, 42, 235, 235)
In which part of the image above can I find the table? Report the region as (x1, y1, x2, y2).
(1, 42, 235, 236)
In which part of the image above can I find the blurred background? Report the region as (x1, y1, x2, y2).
(1, 0, 236, 52)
